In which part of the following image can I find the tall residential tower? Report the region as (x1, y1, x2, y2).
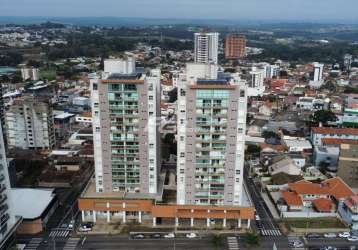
(0, 122, 20, 249)
(177, 63, 247, 206)
(194, 32, 219, 64)
(91, 59, 161, 194)
(225, 34, 246, 60)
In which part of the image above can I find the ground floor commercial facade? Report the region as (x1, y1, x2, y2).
(78, 198, 255, 229)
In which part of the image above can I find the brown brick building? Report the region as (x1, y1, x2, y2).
(225, 34, 246, 60)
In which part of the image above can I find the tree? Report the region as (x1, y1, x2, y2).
(310, 110, 337, 126)
(244, 233, 260, 247)
(211, 234, 224, 249)
(246, 145, 261, 155)
(168, 87, 177, 103)
(163, 133, 175, 145)
(262, 131, 281, 140)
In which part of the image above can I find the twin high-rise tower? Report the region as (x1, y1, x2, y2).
(92, 33, 248, 206)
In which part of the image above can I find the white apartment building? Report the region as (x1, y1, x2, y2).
(103, 57, 136, 75)
(5, 97, 55, 150)
(247, 67, 265, 96)
(21, 67, 39, 81)
(194, 32, 219, 64)
(309, 62, 324, 89)
(177, 63, 247, 206)
(0, 123, 20, 249)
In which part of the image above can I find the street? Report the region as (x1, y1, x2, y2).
(244, 166, 282, 237)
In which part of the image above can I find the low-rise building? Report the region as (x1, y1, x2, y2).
(313, 146, 340, 169)
(311, 127, 358, 146)
(12, 188, 58, 235)
(282, 136, 312, 153)
(337, 144, 358, 189)
(280, 177, 355, 212)
(338, 195, 358, 230)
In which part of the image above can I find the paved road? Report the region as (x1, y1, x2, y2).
(244, 167, 282, 237)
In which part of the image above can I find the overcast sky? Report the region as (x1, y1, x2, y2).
(1, 0, 358, 22)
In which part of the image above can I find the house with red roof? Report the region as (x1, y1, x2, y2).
(280, 177, 355, 213)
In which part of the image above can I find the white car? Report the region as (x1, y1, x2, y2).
(292, 240, 304, 248)
(68, 220, 75, 229)
(164, 233, 175, 239)
(78, 226, 92, 232)
(339, 232, 351, 238)
(255, 215, 260, 221)
(347, 236, 358, 242)
(186, 233, 197, 239)
(324, 233, 337, 238)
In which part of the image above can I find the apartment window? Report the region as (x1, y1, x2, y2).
(93, 83, 98, 90)
(240, 90, 245, 97)
(95, 127, 100, 132)
(180, 152, 185, 157)
(149, 96, 153, 100)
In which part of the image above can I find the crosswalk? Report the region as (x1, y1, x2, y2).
(24, 237, 43, 250)
(63, 237, 80, 250)
(260, 228, 282, 236)
(227, 236, 239, 250)
(49, 229, 71, 238)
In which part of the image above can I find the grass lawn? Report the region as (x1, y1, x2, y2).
(285, 218, 347, 229)
(40, 69, 57, 80)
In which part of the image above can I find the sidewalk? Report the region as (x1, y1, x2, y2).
(261, 192, 280, 219)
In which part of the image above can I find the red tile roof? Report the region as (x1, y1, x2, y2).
(282, 191, 303, 206)
(312, 127, 358, 136)
(322, 138, 358, 146)
(344, 195, 358, 209)
(288, 177, 355, 200)
(312, 198, 334, 212)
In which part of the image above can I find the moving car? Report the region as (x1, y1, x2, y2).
(186, 233, 197, 238)
(68, 220, 75, 229)
(78, 222, 93, 232)
(323, 233, 337, 238)
(339, 232, 351, 238)
(289, 240, 304, 248)
(347, 236, 358, 242)
(78, 225, 92, 232)
(164, 233, 175, 239)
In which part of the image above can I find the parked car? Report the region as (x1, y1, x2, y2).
(323, 233, 337, 238)
(255, 215, 260, 221)
(164, 233, 175, 239)
(306, 233, 321, 239)
(339, 232, 351, 238)
(321, 247, 337, 250)
(347, 236, 358, 242)
(186, 233, 197, 239)
(133, 234, 145, 239)
(151, 234, 161, 239)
